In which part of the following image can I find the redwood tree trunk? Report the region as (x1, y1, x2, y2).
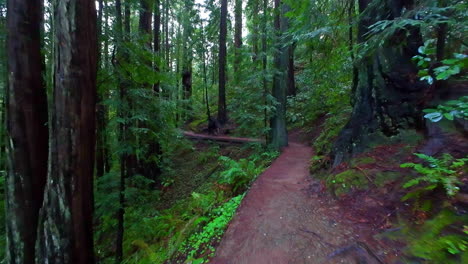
(6, 0, 48, 262)
(36, 1, 98, 263)
(154, 0, 161, 92)
(332, 0, 429, 166)
(270, 0, 288, 150)
(234, 0, 243, 82)
(218, 0, 228, 124)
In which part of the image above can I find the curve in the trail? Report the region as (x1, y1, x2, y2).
(210, 140, 384, 264)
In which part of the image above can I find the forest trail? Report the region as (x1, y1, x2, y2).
(210, 134, 386, 264)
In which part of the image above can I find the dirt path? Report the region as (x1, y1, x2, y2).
(210, 137, 389, 264)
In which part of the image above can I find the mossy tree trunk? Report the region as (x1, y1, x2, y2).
(36, 0, 98, 263)
(6, 0, 48, 262)
(332, 0, 430, 166)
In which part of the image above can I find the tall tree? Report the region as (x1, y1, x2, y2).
(234, 0, 243, 81)
(5, 0, 48, 262)
(154, 0, 161, 92)
(217, 0, 228, 124)
(115, 0, 128, 261)
(36, 0, 98, 263)
(270, 0, 288, 149)
(249, 0, 260, 63)
(139, 0, 153, 48)
(262, 0, 268, 140)
(96, 0, 111, 178)
(332, 0, 429, 165)
(182, 0, 194, 102)
(286, 44, 296, 96)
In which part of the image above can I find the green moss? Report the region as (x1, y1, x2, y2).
(350, 156, 376, 167)
(327, 169, 369, 196)
(187, 118, 207, 131)
(374, 171, 401, 187)
(367, 129, 424, 149)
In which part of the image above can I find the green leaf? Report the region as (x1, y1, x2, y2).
(424, 112, 443, 122)
(444, 113, 454, 121)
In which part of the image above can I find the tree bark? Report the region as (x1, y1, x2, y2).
(153, 0, 161, 92)
(262, 0, 268, 142)
(6, 0, 48, 262)
(332, 0, 429, 166)
(115, 1, 128, 261)
(139, 0, 153, 48)
(270, 0, 288, 150)
(36, 0, 98, 263)
(286, 43, 296, 97)
(250, 0, 259, 63)
(217, 0, 228, 125)
(96, 0, 109, 178)
(234, 0, 243, 82)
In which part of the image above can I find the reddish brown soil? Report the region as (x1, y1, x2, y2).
(210, 135, 397, 264)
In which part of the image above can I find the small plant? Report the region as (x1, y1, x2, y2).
(394, 209, 468, 263)
(413, 40, 467, 123)
(413, 40, 467, 85)
(181, 194, 244, 263)
(401, 153, 467, 199)
(218, 156, 263, 194)
(423, 96, 468, 122)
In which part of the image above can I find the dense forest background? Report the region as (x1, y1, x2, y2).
(0, 0, 467, 263)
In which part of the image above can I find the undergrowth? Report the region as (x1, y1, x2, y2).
(94, 141, 277, 264)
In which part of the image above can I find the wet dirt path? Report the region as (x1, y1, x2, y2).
(210, 138, 387, 264)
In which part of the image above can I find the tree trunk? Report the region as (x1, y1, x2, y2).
(250, 0, 259, 63)
(6, 0, 48, 262)
(114, 0, 126, 262)
(332, 0, 429, 166)
(154, 0, 161, 92)
(348, 0, 358, 103)
(182, 0, 193, 103)
(96, 0, 108, 178)
(234, 0, 243, 82)
(165, 0, 170, 70)
(36, 0, 98, 263)
(218, 0, 228, 125)
(270, 0, 288, 150)
(286, 43, 296, 97)
(262, 0, 268, 142)
(139, 0, 153, 48)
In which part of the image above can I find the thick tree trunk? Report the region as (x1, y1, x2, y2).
(234, 0, 243, 82)
(218, 0, 228, 125)
(36, 0, 97, 263)
(270, 0, 288, 150)
(6, 0, 48, 262)
(286, 43, 296, 97)
(182, 0, 193, 103)
(332, 0, 429, 166)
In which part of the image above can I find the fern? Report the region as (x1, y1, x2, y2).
(401, 153, 467, 198)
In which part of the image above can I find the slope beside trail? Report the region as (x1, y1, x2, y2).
(210, 135, 390, 264)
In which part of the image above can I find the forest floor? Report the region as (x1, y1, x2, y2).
(209, 131, 399, 264)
